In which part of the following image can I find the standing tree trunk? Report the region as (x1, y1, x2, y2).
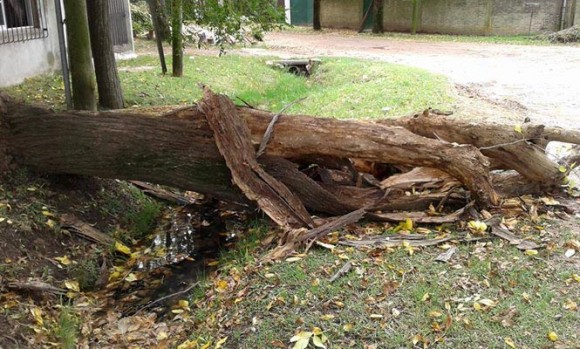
(411, 0, 420, 34)
(372, 0, 384, 34)
(313, 0, 321, 31)
(86, 0, 124, 109)
(171, 0, 183, 77)
(63, 0, 96, 111)
(147, 0, 168, 74)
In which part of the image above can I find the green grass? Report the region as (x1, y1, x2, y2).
(3, 54, 452, 119)
(96, 183, 163, 242)
(188, 225, 579, 349)
(54, 306, 79, 349)
(285, 26, 556, 46)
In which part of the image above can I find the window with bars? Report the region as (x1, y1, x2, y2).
(0, 0, 48, 44)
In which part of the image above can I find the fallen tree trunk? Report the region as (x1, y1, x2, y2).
(2, 94, 501, 209)
(2, 92, 577, 222)
(378, 111, 578, 186)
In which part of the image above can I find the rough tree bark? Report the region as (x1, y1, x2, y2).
(2, 93, 578, 220)
(372, 0, 384, 34)
(63, 0, 97, 111)
(171, 0, 183, 77)
(313, 0, 321, 31)
(147, 0, 168, 74)
(86, 0, 124, 109)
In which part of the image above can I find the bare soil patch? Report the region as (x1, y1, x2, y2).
(255, 30, 580, 129)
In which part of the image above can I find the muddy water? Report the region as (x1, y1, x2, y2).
(124, 202, 248, 316)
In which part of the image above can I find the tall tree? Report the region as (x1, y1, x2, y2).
(87, 0, 124, 109)
(372, 0, 384, 34)
(171, 0, 183, 77)
(313, 0, 321, 30)
(63, 0, 96, 111)
(147, 0, 168, 74)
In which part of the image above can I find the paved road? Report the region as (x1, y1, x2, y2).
(252, 31, 580, 128)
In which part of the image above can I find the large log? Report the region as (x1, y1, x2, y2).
(1, 96, 500, 209)
(378, 112, 580, 186)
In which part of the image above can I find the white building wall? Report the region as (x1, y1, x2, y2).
(0, 0, 62, 87)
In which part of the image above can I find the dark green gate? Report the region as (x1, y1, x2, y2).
(362, 0, 374, 30)
(290, 0, 313, 26)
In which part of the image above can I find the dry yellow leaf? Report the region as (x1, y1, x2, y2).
(563, 299, 577, 311)
(479, 299, 497, 307)
(524, 250, 538, 256)
(404, 218, 413, 231)
(522, 292, 531, 302)
(421, 293, 430, 302)
(215, 337, 228, 349)
(125, 273, 138, 282)
(115, 241, 131, 255)
(176, 339, 198, 349)
(320, 314, 335, 320)
(64, 280, 80, 292)
(46, 219, 56, 228)
(54, 256, 71, 266)
(156, 331, 169, 341)
(30, 307, 43, 326)
(547, 331, 558, 342)
(285, 256, 302, 263)
(428, 310, 443, 318)
(216, 280, 228, 292)
(369, 314, 383, 319)
(473, 302, 482, 311)
(343, 323, 353, 332)
(504, 337, 516, 348)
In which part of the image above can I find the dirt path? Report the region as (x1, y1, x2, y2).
(244, 31, 580, 129)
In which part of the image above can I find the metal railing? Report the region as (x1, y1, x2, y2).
(0, 0, 49, 45)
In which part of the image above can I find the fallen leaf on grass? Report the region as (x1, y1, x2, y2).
(115, 241, 132, 255)
(563, 299, 577, 311)
(547, 331, 558, 342)
(176, 339, 198, 349)
(215, 337, 228, 348)
(343, 323, 353, 332)
(290, 331, 312, 349)
(125, 273, 138, 283)
(54, 255, 71, 266)
(64, 280, 80, 292)
(216, 279, 228, 292)
(30, 307, 43, 326)
(504, 337, 516, 348)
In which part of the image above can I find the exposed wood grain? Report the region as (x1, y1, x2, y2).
(198, 89, 313, 229)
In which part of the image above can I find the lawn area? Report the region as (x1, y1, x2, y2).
(284, 26, 557, 46)
(1, 51, 578, 349)
(185, 220, 579, 349)
(3, 53, 452, 119)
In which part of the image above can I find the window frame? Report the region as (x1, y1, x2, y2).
(0, 0, 7, 30)
(0, 0, 48, 45)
